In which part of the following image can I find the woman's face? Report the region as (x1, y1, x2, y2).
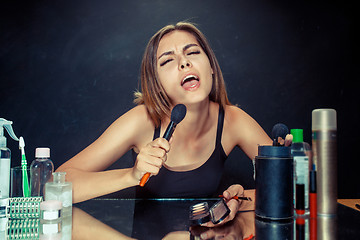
(156, 30, 213, 106)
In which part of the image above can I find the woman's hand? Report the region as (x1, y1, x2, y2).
(191, 211, 255, 240)
(202, 184, 245, 228)
(132, 138, 170, 184)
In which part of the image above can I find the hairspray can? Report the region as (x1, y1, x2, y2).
(312, 109, 337, 216)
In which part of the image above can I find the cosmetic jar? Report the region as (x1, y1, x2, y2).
(255, 145, 294, 220)
(40, 200, 62, 236)
(40, 200, 62, 221)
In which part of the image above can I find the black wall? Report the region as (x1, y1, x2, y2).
(1, 0, 358, 198)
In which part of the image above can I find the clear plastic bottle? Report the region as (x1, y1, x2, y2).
(30, 148, 54, 197)
(0, 147, 11, 198)
(291, 129, 310, 215)
(45, 172, 72, 217)
(0, 118, 19, 198)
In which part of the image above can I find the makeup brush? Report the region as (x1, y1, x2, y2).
(139, 104, 187, 187)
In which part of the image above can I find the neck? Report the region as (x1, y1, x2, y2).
(174, 100, 215, 139)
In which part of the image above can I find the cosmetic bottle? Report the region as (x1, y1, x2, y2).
(312, 109, 337, 216)
(290, 129, 310, 215)
(30, 148, 54, 197)
(45, 172, 72, 217)
(0, 118, 19, 199)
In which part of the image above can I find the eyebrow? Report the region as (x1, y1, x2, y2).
(158, 43, 199, 60)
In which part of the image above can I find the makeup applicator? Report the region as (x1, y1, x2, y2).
(139, 104, 187, 187)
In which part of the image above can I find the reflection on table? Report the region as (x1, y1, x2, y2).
(72, 198, 360, 239)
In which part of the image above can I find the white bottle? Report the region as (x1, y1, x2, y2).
(45, 172, 72, 217)
(0, 118, 19, 198)
(30, 148, 54, 197)
(291, 129, 310, 215)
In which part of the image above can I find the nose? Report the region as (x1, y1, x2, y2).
(179, 58, 192, 70)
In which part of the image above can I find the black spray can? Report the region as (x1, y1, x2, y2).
(255, 145, 293, 220)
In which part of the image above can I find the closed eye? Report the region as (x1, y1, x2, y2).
(160, 59, 173, 67)
(187, 50, 200, 56)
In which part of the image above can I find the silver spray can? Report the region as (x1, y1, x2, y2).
(312, 109, 337, 216)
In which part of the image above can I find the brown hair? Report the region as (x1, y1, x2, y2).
(134, 22, 231, 126)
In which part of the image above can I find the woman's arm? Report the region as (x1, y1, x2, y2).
(223, 105, 272, 160)
(56, 105, 158, 203)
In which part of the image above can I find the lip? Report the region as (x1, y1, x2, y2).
(181, 74, 199, 85)
(180, 73, 200, 91)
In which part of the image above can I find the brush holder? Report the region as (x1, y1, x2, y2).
(255, 145, 294, 220)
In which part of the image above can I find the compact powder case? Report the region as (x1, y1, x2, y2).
(189, 199, 231, 225)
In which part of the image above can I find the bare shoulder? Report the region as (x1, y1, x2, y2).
(223, 105, 255, 126)
(223, 105, 258, 139)
(108, 105, 155, 145)
(222, 105, 271, 157)
(119, 105, 152, 124)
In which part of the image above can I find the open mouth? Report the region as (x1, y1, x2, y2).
(181, 75, 200, 90)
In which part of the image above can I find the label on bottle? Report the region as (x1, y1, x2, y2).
(294, 156, 309, 209)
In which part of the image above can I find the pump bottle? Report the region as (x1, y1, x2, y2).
(0, 118, 19, 198)
(30, 148, 54, 197)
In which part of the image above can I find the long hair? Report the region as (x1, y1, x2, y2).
(134, 22, 230, 126)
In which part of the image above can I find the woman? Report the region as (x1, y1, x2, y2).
(57, 22, 272, 226)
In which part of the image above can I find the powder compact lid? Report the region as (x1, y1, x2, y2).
(189, 199, 230, 226)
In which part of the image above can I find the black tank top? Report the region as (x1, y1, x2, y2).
(134, 107, 227, 198)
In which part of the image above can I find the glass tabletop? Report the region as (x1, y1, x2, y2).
(71, 198, 360, 239)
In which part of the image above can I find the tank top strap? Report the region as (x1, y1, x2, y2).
(216, 106, 225, 146)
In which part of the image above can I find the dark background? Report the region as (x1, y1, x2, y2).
(1, 0, 358, 198)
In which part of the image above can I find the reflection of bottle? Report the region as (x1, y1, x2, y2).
(291, 129, 310, 215)
(30, 148, 54, 197)
(0, 118, 19, 198)
(0, 217, 8, 240)
(45, 172, 72, 217)
(61, 214, 73, 240)
(39, 200, 62, 238)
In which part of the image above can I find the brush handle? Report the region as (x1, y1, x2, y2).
(21, 155, 30, 197)
(139, 172, 151, 187)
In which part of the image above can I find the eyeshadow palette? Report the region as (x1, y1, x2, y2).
(189, 199, 230, 226)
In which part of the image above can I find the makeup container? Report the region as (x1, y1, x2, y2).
(255, 145, 293, 220)
(189, 199, 230, 225)
(40, 200, 62, 221)
(312, 109, 337, 216)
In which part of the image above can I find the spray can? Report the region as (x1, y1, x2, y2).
(312, 109, 337, 216)
(0, 118, 19, 198)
